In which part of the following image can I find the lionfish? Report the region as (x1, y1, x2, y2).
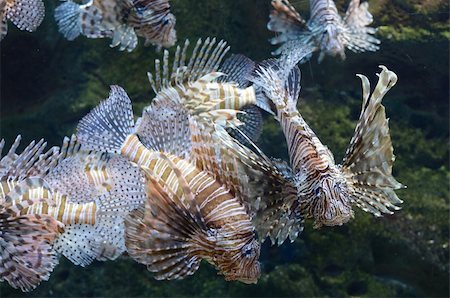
(54, 0, 176, 51)
(144, 37, 304, 245)
(268, 0, 380, 63)
(252, 63, 404, 228)
(0, 135, 145, 291)
(76, 86, 261, 283)
(0, 0, 45, 41)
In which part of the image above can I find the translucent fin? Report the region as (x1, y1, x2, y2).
(342, 66, 404, 216)
(135, 104, 191, 159)
(110, 24, 138, 52)
(343, 0, 380, 53)
(211, 125, 302, 245)
(0, 135, 60, 181)
(125, 173, 206, 280)
(0, 214, 62, 292)
(226, 105, 263, 145)
(54, 0, 83, 41)
(218, 54, 256, 88)
(5, 0, 45, 32)
(77, 85, 135, 154)
(147, 37, 230, 93)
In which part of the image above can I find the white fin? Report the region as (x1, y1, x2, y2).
(77, 85, 135, 154)
(342, 66, 404, 216)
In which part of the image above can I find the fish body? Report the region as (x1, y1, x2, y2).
(76, 86, 261, 283)
(0, 135, 145, 291)
(54, 0, 176, 51)
(268, 0, 380, 64)
(252, 64, 404, 228)
(0, 0, 45, 41)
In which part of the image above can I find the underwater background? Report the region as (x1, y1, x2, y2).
(0, 0, 448, 297)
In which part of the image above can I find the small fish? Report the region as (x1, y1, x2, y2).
(268, 0, 380, 63)
(76, 85, 261, 283)
(252, 64, 404, 228)
(0, 0, 45, 41)
(54, 0, 176, 51)
(0, 135, 145, 291)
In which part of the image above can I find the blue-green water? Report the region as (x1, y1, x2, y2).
(0, 0, 448, 297)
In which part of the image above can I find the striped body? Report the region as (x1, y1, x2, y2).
(1, 181, 97, 225)
(121, 134, 253, 234)
(121, 134, 260, 282)
(276, 103, 353, 228)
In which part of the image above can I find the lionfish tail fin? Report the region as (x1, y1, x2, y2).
(129, 0, 177, 49)
(5, 0, 45, 32)
(267, 0, 307, 50)
(148, 37, 230, 93)
(77, 85, 135, 154)
(343, 0, 380, 53)
(125, 171, 207, 280)
(342, 66, 404, 216)
(0, 214, 62, 292)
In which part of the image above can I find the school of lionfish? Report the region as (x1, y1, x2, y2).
(1, 0, 405, 292)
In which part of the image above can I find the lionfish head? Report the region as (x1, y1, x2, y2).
(297, 170, 354, 228)
(320, 27, 346, 60)
(213, 230, 261, 284)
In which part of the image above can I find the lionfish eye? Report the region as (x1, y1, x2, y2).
(314, 187, 322, 197)
(243, 248, 253, 257)
(162, 18, 170, 26)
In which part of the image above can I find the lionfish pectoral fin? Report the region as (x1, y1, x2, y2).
(0, 214, 62, 292)
(342, 66, 404, 216)
(5, 0, 44, 33)
(226, 105, 264, 145)
(110, 24, 138, 52)
(342, 0, 380, 53)
(54, 0, 83, 41)
(125, 172, 207, 280)
(77, 85, 135, 154)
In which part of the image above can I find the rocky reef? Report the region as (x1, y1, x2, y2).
(0, 0, 448, 296)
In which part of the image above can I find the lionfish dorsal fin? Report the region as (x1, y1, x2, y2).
(148, 37, 230, 93)
(218, 54, 256, 88)
(342, 66, 404, 216)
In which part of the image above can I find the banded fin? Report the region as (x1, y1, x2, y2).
(226, 105, 263, 145)
(5, 0, 44, 32)
(343, 0, 380, 53)
(135, 103, 191, 159)
(218, 54, 255, 88)
(0, 135, 59, 181)
(210, 125, 302, 245)
(77, 85, 135, 154)
(267, 0, 311, 55)
(128, 0, 177, 48)
(342, 66, 404, 216)
(0, 2, 7, 41)
(110, 24, 138, 52)
(125, 172, 207, 280)
(54, 0, 83, 41)
(0, 214, 62, 292)
(148, 37, 230, 93)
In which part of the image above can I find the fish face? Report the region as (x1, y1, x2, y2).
(319, 27, 346, 60)
(215, 237, 261, 284)
(298, 171, 354, 228)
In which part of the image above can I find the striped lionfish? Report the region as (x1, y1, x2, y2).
(143, 37, 304, 245)
(55, 0, 176, 51)
(76, 86, 261, 283)
(0, 0, 45, 41)
(0, 135, 145, 291)
(268, 0, 380, 63)
(251, 63, 404, 228)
